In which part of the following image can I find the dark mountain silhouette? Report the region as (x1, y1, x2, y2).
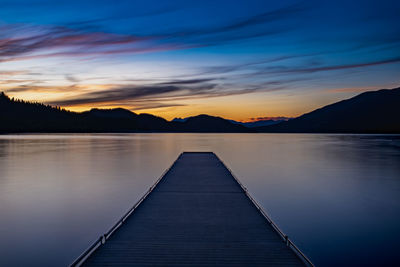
(82, 108, 138, 119)
(172, 117, 189, 123)
(0, 92, 248, 133)
(228, 119, 290, 128)
(257, 87, 400, 133)
(0, 92, 171, 132)
(173, 117, 289, 128)
(1, 87, 399, 133)
(173, 114, 250, 132)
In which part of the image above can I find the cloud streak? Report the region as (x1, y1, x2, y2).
(196, 56, 400, 83)
(265, 57, 400, 75)
(0, 24, 183, 62)
(148, 2, 304, 45)
(248, 116, 292, 122)
(41, 78, 261, 109)
(0, 2, 307, 63)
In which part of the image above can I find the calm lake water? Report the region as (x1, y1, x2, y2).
(0, 134, 399, 266)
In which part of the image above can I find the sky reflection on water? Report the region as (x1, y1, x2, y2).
(0, 134, 399, 266)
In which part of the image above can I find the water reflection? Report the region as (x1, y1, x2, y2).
(0, 134, 399, 266)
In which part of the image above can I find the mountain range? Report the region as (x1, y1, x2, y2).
(173, 117, 290, 127)
(1, 87, 399, 133)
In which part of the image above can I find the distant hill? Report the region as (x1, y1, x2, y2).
(0, 92, 170, 132)
(0, 93, 248, 133)
(228, 118, 290, 128)
(1, 87, 399, 133)
(172, 115, 250, 132)
(172, 117, 189, 123)
(82, 108, 138, 119)
(173, 117, 290, 128)
(257, 87, 400, 133)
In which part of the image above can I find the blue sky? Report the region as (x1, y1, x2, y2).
(1, 0, 399, 120)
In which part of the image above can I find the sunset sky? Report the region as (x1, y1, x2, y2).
(1, 0, 399, 121)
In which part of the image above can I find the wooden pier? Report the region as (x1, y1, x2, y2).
(72, 152, 312, 266)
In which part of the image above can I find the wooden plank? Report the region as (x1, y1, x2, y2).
(82, 152, 305, 266)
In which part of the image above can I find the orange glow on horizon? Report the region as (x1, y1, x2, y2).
(3, 84, 398, 121)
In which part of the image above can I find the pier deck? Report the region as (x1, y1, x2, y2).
(76, 152, 309, 266)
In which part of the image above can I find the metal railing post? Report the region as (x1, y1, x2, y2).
(214, 153, 314, 267)
(69, 153, 183, 267)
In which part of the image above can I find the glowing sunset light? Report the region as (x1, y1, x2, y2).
(0, 0, 399, 121)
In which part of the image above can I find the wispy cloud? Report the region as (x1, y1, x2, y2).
(149, 2, 305, 45)
(37, 78, 261, 109)
(0, 70, 28, 76)
(264, 57, 400, 75)
(0, 24, 182, 62)
(65, 74, 79, 83)
(248, 116, 292, 122)
(159, 78, 217, 85)
(0, 79, 36, 85)
(51, 85, 193, 106)
(0, 2, 307, 63)
(4, 84, 81, 93)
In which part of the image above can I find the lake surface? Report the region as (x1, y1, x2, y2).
(0, 134, 399, 266)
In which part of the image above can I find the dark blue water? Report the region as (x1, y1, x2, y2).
(0, 134, 399, 266)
